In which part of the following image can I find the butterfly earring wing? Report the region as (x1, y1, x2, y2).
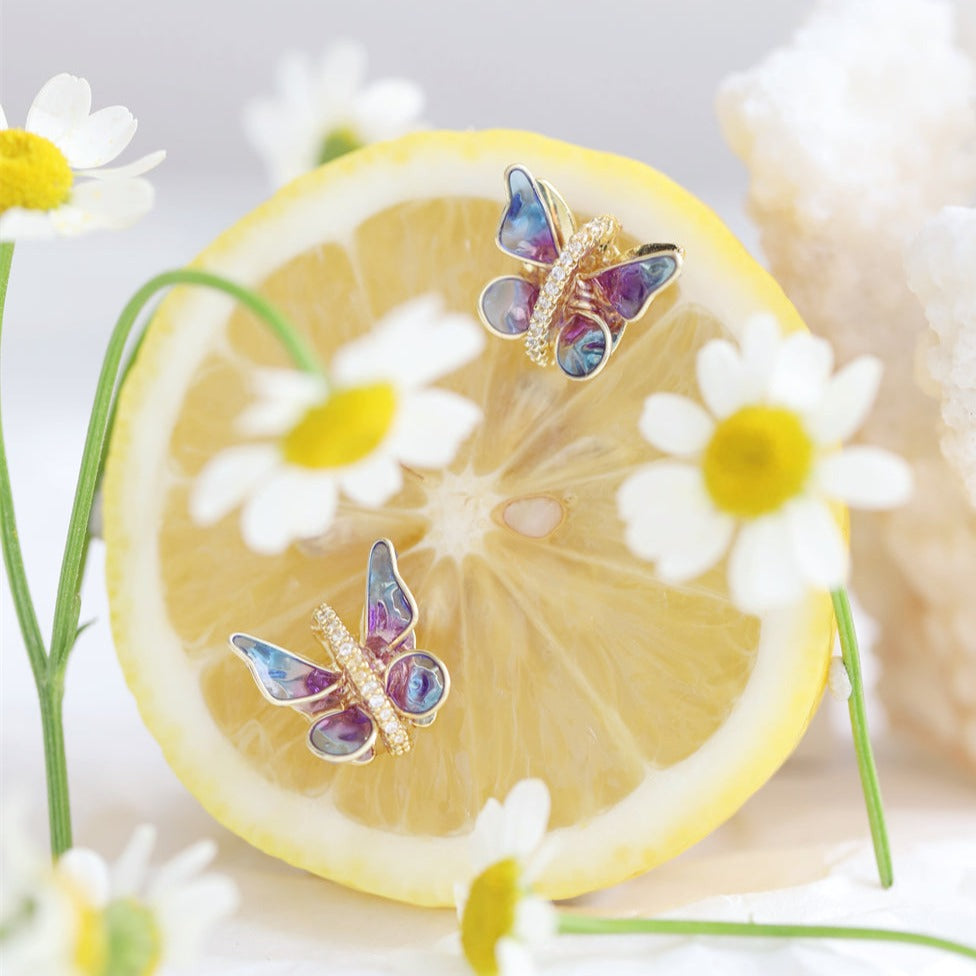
(586, 244, 683, 323)
(552, 309, 615, 381)
(363, 538, 418, 652)
(496, 165, 562, 265)
(229, 633, 341, 707)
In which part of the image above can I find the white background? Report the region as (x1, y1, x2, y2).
(3, 2, 976, 973)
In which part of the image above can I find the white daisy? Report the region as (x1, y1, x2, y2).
(243, 39, 425, 188)
(456, 780, 558, 976)
(191, 295, 484, 555)
(0, 73, 165, 240)
(617, 315, 913, 614)
(0, 810, 238, 976)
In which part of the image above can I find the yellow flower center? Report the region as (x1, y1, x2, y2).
(0, 128, 73, 212)
(460, 858, 522, 976)
(316, 125, 363, 165)
(281, 382, 397, 468)
(73, 902, 108, 975)
(102, 898, 161, 976)
(702, 405, 814, 517)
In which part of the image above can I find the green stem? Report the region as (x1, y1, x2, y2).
(48, 268, 326, 669)
(0, 254, 323, 857)
(557, 914, 976, 961)
(0, 242, 47, 686)
(38, 677, 72, 854)
(832, 587, 893, 889)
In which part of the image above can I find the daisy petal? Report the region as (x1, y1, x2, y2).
(24, 74, 92, 144)
(111, 824, 156, 897)
(638, 393, 714, 456)
(314, 40, 368, 99)
(147, 840, 215, 897)
(338, 453, 403, 507)
(495, 937, 536, 976)
(57, 105, 137, 168)
(817, 447, 913, 509)
(728, 514, 806, 613)
(785, 497, 849, 589)
(0, 105, 7, 129)
(696, 339, 748, 419)
(618, 462, 732, 580)
(389, 388, 481, 467)
(502, 780, 550, 861)
(354, 79, 425, 141)
(806, 356, 883, 444)
(0, 208, 57, 241)
(738, 313, 782, 394)
(57, 849, 110, 906)
(768, 332, 834, 411)
(333, 295, 484, 390)
(51, 178, 154, 234)
(236, 370, 327, 436)
(241, 469, 338, 555)
(190, 444, 280, 525)
(76, 149, 166, 181)
(471, 798, 506, 872)
(515, 896, 558, 944)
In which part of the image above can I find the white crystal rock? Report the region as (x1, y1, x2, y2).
(718, 0, 976, 770)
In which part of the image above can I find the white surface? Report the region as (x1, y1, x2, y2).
(3, 2, 976, 972)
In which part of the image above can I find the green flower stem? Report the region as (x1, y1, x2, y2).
(0, 255, 324, 857)
(557, 913, 976, 961)
(832, 586, 893, 889)
(49, 268, 326, 669)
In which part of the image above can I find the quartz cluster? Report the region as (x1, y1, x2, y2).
(718, 0, 976, 768)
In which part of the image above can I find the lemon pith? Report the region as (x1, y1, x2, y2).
(104, 130, 835, 907)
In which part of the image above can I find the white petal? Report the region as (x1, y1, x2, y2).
(816, 447, 914, 509)
(500, 780, 550, 861)
(24, 74, 91, 144)
(388, 388, 481, 467)
(453, 881, 469, 920)
(51, 178, 154, 235)
(353, 79, 425, 141)
(152, 874, 239, 965)
(333, 295, 485, 390)
(110, 825, 156, 897)
(638, 393, 714, 456)
(618, 463, 733, 580)
(147, 840, 215, 899)
(0, 105, 7, 129)
(0, 208, 57, 241)
(768, 332, 834, 411)
(728, 514, 807, 613)
(806, 356, 883, 444)
(337, 453, 403, 506)
(189, 444, 280, 525)
(57, 849, 110, 906)
(57, 105, 137, 168)
(240, 468, 338, 554)
(738, 313, 782, 393)
(470, 798, 506, 872)
(76, 149, 166, 181)
(495, 938, 536, 976)
(656, 511, 735, 583)
(236, 370, 327, 436)
(696, 339, 749, 419)
(515, 896, 558, 945)
(314, 40, 368, 100)
(785, 496, 849, 589)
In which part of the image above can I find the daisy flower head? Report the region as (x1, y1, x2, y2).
(243, 39, 426, 188)
(0, 810, 238, 976)
(457, 780, 557, 976)
(0, 74, 165, 240)
(617, 315, 913, 614)
(191, 295, 484, 555)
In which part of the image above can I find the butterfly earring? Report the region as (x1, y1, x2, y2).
(479, 164, 684, 380)
(229, 539, 449, 765)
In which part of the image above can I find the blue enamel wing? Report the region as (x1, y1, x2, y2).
(478, 164, 683, 380)
(229, 540, 449, 765)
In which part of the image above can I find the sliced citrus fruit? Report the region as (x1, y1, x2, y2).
(104, 130, 834, 907)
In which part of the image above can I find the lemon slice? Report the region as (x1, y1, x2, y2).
(104, 130, 834, 907)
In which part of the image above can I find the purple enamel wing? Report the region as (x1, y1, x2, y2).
(478, 164, 683, 380)
(228, 540, 449, 765)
